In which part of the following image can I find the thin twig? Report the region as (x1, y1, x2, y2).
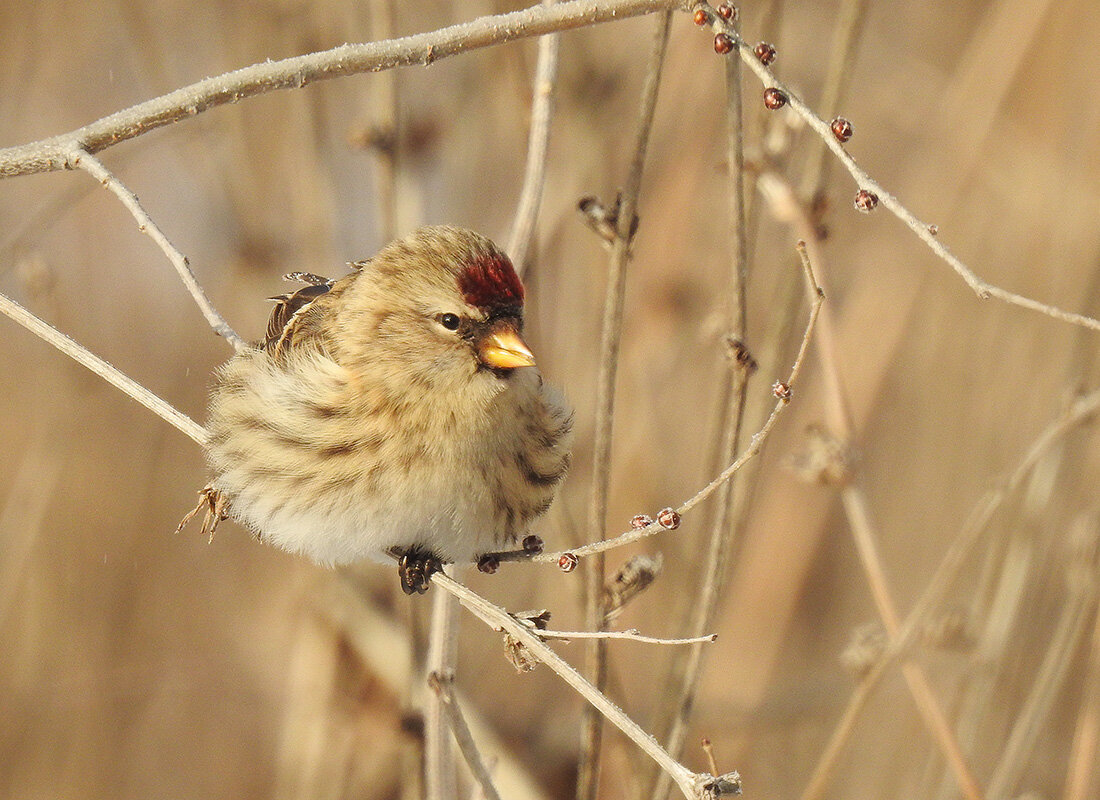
(425, 574, 462, 800)
(69, 148, 245, 350)
(429, 672, 504, 800)
(986, 513, 1099, 800)
(697, 5, 1100, 334)
(535, 628, 717, 645)
(429, 572, 704, 800)
(651, 32, 750, 800)
(539, 240, 823, 564)
(798, 387, 1100, 800)
(507, 0, 560, 275)
(0, 0, 685, 179)
(578, 15, 672, 799)
(0, 289, 208, 446)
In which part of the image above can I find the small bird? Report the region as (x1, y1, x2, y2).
(180, 226, 573, 594)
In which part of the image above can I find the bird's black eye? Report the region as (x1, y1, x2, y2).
(439, 313, 461, 331)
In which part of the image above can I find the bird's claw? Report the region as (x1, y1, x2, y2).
(176, 486, 230, 543)
(397, 548, 443, 595)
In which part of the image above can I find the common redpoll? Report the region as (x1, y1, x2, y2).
(180, 226, 573, 594)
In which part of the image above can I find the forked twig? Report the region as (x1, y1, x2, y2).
(539, 239, 824, 564)
(429, 572, 739, 800)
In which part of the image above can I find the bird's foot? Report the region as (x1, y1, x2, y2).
(395, 547, 444, 595)
(176, 486, 230, 543)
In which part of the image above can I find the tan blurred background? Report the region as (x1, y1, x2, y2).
(2, 1, 1100, 799)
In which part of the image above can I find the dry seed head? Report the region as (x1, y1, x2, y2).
(830, 117, 853, 143)
(763, 87, 788, 110)
(854, 189, 879, 213)
(773, 381, 792, 401)
(754, 42, 777, 65)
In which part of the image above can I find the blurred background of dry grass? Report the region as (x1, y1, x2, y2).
(2, 0, 1100, 798)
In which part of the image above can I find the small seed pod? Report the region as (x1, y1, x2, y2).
(631, 514, 654, 530)
(763, 87, 788, 110)
(693, 8, 709, 25)
(714, 33, 734, 55)
(773, 381, 792, 400)
(716, 3, 736, 21)
(854, 189, 879, 213)
(477, 554, 500, 574)
(754, 42, 777, 66)
(656, 507, 681, 530)
(522, 534, 544, 554)
(830, 117, 853, 143)
(558, 552, 579, 572)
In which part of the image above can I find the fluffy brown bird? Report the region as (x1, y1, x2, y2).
(183, 226, 573, 593)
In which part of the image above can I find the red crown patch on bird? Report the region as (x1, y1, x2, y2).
(458, 254, 525, 311)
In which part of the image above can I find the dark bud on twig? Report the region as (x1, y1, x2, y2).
(522, 534, 544, 554)
(577, 193, 638, 246)
(772, 381, 792, 401)
(830, 116, 853, 143)
(477, 554, 500, 574)
(697, 771, 743, 798)
(854, 188, 879, 213)
(716, 3, 736, 21)
(558, 552, 579, 572)
(657, 507, 681, 530)
(604, 553, 663, 623)
(714, 33, 735, 55)
(631, 514, 654, 529)
(927, 224, 939, 236)
(725, 337, 758, 374)
(763, 87, 788, 110)
(693, 8, 709, 25)
(753, 42, 777, 66)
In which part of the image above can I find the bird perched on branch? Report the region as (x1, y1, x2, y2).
(179, 226, 573, 594)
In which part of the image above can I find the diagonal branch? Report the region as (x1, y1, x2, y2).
(70, 149, 245, 350)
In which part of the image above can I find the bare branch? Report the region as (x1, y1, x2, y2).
(0, 290, 208, 446)
(539, 238, 824, 564)
(507, 0, 561, 274)
(578, 13, 673, 798)
(428, 672, 503, 800)
(70, 149, 245, 350)
(696, 3, 1100, 334)
(429, 572, 707, 799)
(0, 0, 684, 179)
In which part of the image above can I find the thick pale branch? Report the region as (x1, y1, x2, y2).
(0, 0, 684, 179)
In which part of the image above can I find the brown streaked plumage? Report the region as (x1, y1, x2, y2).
(184, 226, 573, 594)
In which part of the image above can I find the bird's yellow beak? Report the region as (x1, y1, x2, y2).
(479, 325, 536, 369)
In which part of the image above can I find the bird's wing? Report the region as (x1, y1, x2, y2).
(264, 279, 336, 357)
